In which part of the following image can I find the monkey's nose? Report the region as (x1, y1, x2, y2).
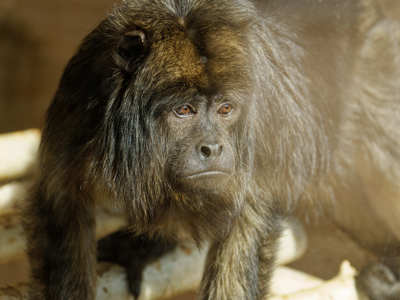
(199, 143, 223, 159)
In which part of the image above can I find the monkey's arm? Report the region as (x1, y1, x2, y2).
(25, 185, 97, 300)
(199, 203, 281, 300)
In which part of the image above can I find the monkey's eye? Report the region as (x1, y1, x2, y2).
(174, 104, 196, 118)
(217, 103, 233, 116)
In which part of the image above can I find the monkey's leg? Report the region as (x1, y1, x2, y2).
(25, 187, 97, 300)
(97, 230, 177, 298)
(356, 257, 400, 300)
(199, 208, 281, 300)
(257, 229, 283, 299)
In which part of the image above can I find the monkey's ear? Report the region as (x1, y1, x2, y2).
(114, 29, 148, 73)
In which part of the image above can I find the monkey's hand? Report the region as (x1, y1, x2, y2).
(356, 261, 400, 300)
(97, 230, 176, 298)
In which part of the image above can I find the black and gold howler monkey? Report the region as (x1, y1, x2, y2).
(24, 0, 400, 299)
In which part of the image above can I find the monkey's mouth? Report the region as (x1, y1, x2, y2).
(185, 170, 230, 179)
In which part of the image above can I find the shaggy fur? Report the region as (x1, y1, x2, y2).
(24, 0, 400, 299)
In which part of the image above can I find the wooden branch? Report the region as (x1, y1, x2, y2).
(0, 243, 207, 300)
(0, 216, 310, 299)
(0, 212, 308, 299)
(0, 261, 360, 300)
(0, 130, 40, 182)
(0, 207, 127, 264)
(270, 261, 359, 300)
(277, 217, 307, 265)
(0, 283, 29, 300)
(0, 182, 30, 217)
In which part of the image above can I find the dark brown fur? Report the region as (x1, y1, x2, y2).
(24, 0, 400, 299)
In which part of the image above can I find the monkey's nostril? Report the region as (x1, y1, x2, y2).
(200, 146, 212, 157)
(217, 145, 223, 155)
(199, 144, 223, 159)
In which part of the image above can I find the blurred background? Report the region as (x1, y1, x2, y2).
(0, 0, 115, 133)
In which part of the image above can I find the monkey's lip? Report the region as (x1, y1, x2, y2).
(184, 170, 230, 179)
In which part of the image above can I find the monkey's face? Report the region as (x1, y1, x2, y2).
(163, 92, 239, 194)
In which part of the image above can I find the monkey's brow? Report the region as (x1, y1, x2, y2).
(153, 82, 196, 95)
(147, 88, 203, 109)
(211, 95, 229, 104)
(154, 83, 205, 99)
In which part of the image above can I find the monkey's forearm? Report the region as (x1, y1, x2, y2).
(25, 188, 97, 300)
(199, 208, 281, 300)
